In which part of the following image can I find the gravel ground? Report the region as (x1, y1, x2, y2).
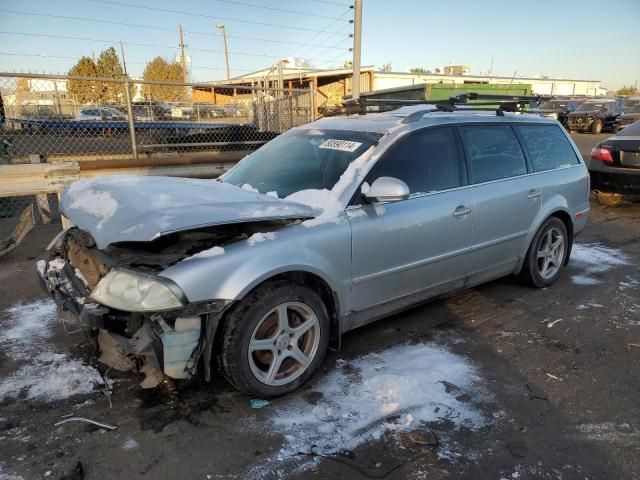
(1, 133, 639, 480)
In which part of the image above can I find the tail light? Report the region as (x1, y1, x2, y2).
(591, 146, 613, 164)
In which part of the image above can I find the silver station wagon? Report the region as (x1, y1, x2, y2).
(39, 104, 590, 397)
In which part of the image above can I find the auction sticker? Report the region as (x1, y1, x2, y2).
(318, 139, 362, 152)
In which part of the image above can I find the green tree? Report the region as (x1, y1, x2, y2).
(96, 47, 126, 103)
(409, 67, 429, 74)
(142, 57, 185, 102)
(617, 85, 639, 96)
(67, 56, 100, 104)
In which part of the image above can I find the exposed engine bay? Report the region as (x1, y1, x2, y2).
(39, 219, 297, 389)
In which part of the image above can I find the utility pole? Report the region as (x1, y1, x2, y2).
(216, 24, 231, 82)
(179, 24, 187, 82)
(351, 0, 363, 101)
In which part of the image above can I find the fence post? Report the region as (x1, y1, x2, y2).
(123, 77, 138, 159)
(309, 81, 316, 122)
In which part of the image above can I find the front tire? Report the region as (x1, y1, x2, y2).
(519, 217, 569, 288)
(591, 119, 603, 134)
(217, 281, 330, 397)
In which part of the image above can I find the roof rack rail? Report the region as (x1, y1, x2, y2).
(344, 92, 552, 120)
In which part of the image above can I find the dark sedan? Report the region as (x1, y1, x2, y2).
(589, 120, 640, 196)
(535, 99, 580, 127)
(567, 99, 621, 134)
(614, 104, 640, 132)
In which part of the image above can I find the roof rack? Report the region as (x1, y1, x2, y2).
(344, 92, 552, 120)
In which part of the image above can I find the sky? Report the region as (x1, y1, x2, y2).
(0, 0, 638, 89)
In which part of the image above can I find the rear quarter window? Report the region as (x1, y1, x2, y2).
(460, 125, 527, 184)
(516, 125, 580, 172)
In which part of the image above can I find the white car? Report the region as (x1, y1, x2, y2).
(75, 107, 127, 121)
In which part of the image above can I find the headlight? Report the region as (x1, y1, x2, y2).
(90, 270, 185, 312)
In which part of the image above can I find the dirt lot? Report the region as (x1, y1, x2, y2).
(1, 133, 639, 480)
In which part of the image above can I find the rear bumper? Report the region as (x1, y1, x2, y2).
(589, 169, 640, 195)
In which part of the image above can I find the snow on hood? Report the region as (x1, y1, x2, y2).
(60, 175, 319, 249)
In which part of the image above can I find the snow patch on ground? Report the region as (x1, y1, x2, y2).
(0, 299, 58, 360)
(188, 246, 225, 260)
(122, 438, 139, 450)
(0, 464, 24, 480)
(576, 302, 605, 310)
(0, 352, 101, 402)
(0, 299, 102, 402)
(247, 232, 276, 246)
(66, 180, 119, 230)
(250, 342, 486, 477)
(570, 243, 630, 285)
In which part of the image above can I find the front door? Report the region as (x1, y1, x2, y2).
(348, 126, 473, 321)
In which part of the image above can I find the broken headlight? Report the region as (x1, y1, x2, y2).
(90, 270, 186, 312)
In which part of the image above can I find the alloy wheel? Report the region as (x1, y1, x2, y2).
(537, 227, 565, 280)
(247, 302, 321, 386)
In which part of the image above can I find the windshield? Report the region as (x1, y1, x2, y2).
(539, 101, 567, 110)
(223, 129, 381, 198)
(574, 102, 607, 113)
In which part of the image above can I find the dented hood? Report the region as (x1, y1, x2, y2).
(60, 175, 318, 248)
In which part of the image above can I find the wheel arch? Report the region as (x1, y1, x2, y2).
(220, 269, 343, 351)
(515, 207, 574, 274)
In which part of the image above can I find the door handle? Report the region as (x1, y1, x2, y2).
(453, 206, 472, 217)
(527, 189, 541, 199)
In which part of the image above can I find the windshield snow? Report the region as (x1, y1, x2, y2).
(223, 129, 381, 198)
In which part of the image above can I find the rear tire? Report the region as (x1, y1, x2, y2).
(519, 217, 569, 288)
(217, 281, 330, 398)
(591, 119, 603, 134)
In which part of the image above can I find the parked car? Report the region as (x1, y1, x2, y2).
(19, 104, 62, 119)
(534, 99, 580, 126)
(132, 101, 172, 121)
(75, 107, 127, 121)
(193, 103, 226, 119)
(38, 107, 590, 397)
(620, 96, 640, 113)
(614, 104, 640, 132)
(588, 119, 640, 199)
(566, 99, 621, 134)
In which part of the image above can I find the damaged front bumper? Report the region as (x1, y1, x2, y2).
(37, 255, 229, 389)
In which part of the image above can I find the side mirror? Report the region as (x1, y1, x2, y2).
(363, 176, 410, 203)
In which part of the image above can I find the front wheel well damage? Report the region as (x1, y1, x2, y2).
(211, 271, 341, 378)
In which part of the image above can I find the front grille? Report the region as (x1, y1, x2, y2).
(66, 235, 109, 290)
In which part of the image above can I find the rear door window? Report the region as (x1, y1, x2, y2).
(364, 126, 462, 195)
(459, 125, 527, 183)
(516, 125, 580, 172)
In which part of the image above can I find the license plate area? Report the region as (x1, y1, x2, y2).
(620, 151, 640, 168)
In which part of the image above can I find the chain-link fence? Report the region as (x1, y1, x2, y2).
(0, 72, 315, 238)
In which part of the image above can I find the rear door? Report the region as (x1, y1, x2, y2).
(459, 124, 541, 285)
(348, 126, 473, 319)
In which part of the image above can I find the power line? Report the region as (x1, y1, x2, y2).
(0, 9, 351, 53)
(88, 0, 350, 32)
(0, 52, 253, 72)
(309, 0, 352, 6)
(290, 7, 353, 59)
(205, 0, 348, 20)
(0, 31, 350, 64)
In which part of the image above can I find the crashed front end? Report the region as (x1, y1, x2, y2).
(38, 227, 231, 389)
(567, 114, 596, 132)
